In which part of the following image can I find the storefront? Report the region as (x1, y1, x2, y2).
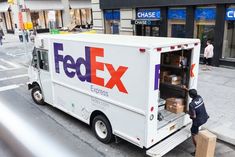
(69, 0, 92, 29)
(0, 2, 14, 33)
(194, 7, 216, 55)
(24, 0, 63, 33)
(104, 9, 120, 34)
(133, 9, 160, 36)
(223, 6, 235, 61)
(99, 0, 235, 67)
(168, 8, 186, 38)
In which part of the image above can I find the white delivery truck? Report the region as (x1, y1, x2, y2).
(28, 34, 200, 157)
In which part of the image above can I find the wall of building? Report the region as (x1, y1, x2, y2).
(119, 9, 134, 35)
(91, 0, 103, 33)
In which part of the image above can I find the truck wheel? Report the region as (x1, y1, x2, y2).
(31, 86, 45, 105)
(92, 115, 113, 144)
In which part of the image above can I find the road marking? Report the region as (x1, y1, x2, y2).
(15, 53, 27, 56)
(0, 84, 24, 92)
(0, 67, 26, 72)
(0, 59, 21, 68)
(0, 74, 28, 82)
(0, 65, 8, 70)
(6, 52, 26, 57)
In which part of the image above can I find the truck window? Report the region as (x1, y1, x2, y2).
(38, 50, 49, 71)
(31, 47, 38, 68)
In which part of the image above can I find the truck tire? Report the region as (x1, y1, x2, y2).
(92, 115, 113, 144)
(31, 86, 45, 105)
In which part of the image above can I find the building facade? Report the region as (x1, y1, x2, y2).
(0, 0, 92, 33)
(92, 0, 235, 67)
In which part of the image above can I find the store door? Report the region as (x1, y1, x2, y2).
(171, 24, 186, 38)
(137, 25, 160, 37)
(197, 25, 215, 54)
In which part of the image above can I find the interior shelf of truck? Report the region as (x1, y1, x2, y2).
(158, 49, 192, 128)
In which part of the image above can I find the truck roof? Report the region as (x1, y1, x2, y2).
(40, 33, 200, 49)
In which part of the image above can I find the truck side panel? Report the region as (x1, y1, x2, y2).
(48, 39, 150, 147)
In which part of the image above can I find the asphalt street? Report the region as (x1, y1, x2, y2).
(0, 37, 234, 157)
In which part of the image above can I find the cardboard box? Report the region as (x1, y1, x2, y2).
(170, 55, 187, 67)
(166, 98, 184, 114)
(164, 75, 182, 85)
(160, 71, 170, 83)
(196, 130, 217, 157)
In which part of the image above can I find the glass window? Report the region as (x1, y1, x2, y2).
(55, 11, 62, 28)
(38, 49, 49, 71)
(104, 10, 120, 34)
(222, 21, 235, 59)
(31, 11, 46, 29)
(5, 11, 13, 30)
(31, 48, 38, 68)
(168, 8, 186, 38)
(194, 6, 216, 54)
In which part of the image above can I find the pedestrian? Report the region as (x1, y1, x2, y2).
(0, 32, 3, 46)
(24, 30, 29, 42)
(183, 88, 209, 156)
(18, 29, 23, 42)
(203, 40, 214, 70)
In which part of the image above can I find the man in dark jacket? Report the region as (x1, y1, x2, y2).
(188, 89, 209, 155)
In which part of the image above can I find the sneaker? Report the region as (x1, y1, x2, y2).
(190, 151, 196, 156)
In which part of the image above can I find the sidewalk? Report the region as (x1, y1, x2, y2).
(198, 66, 235, 145)
(1, 33, 235, 146)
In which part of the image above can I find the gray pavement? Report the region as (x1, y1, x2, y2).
(198, 66, 235, 145)
(0, 34, 235, 156)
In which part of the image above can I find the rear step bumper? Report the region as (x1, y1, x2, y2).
(146, 124, 191, 157)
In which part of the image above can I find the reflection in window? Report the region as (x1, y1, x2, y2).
(223, 21, 235, 60)
(104, 10, 120, 34)
(38, 50, 49, 71)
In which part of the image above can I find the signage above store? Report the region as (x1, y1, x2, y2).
(136, 9, 161, 20)
(131, 20, 159, 26)
(104, 10, 120, 20)
(168, 8, 186, 20)
(131, 20, 151, 25)
(195, 8, 216, 20)
(226, 8, 235, 20)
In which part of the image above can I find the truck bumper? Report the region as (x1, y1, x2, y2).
(146, 124, 191, 157)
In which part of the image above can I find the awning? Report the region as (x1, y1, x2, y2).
(24, 0, 64, 11)
(0, 2, 9, 12)
(70, 0, 91, 9)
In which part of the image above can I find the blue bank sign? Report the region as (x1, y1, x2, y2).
(137, 9, 161, 20)
(226, 8, 235, 20)
(195, 8, 216, 20)
(168, 8, 186, 20)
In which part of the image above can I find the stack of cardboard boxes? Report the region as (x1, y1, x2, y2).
(165, 98, 185, 114)
(160, 54, 186, 86)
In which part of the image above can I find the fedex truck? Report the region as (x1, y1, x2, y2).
(28, 34, 200, 157)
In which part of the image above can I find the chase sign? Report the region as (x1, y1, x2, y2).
(226, 8, 235, 20)
(137, 9, 161, 20)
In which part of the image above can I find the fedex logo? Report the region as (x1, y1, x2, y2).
(54, 43, 128, 94)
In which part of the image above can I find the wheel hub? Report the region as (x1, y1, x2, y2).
(34, 91, 42, 102)
(95, 120, 107, 139)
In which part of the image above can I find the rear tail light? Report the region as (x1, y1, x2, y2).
(156, 48, 162, 52)
(139, 48, 146, 53)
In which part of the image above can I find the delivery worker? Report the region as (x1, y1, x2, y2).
(185, 88, 209, 156)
